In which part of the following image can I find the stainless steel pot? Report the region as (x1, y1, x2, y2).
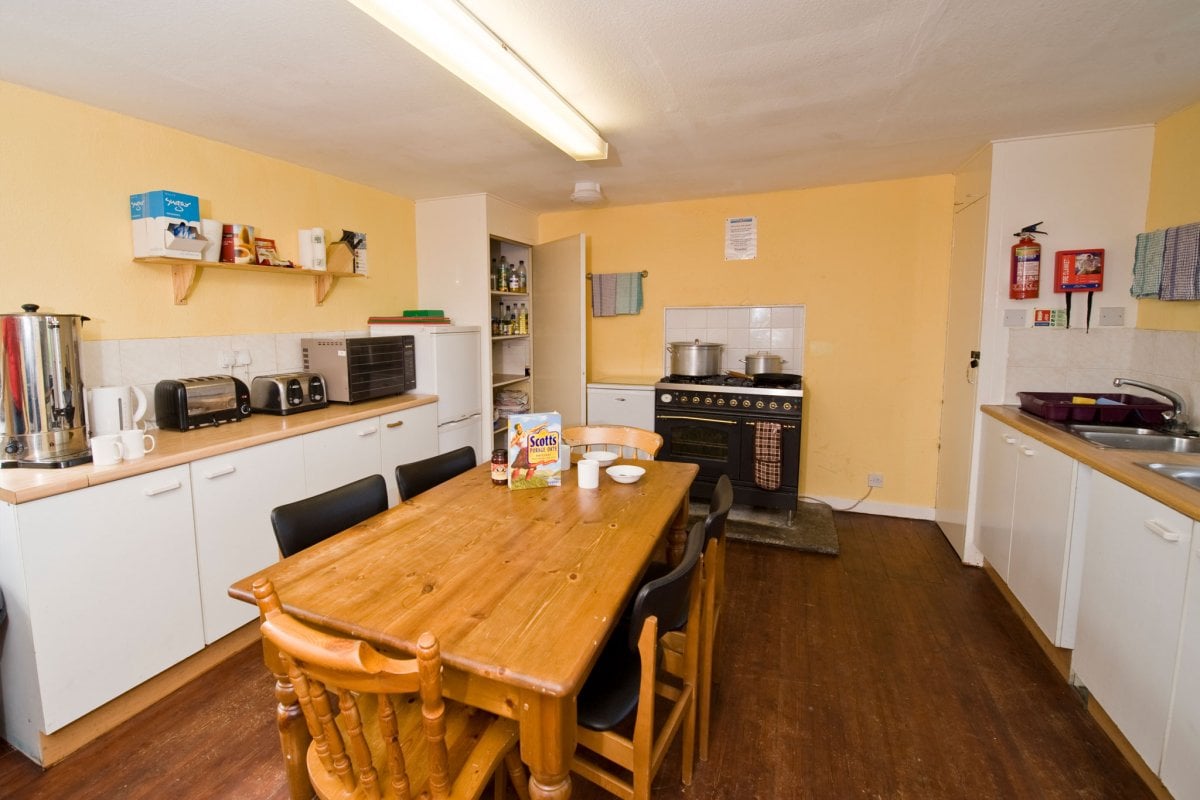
(667, 339, 724, 376)
(742, 351, 787, 375)
(0, 304, 92, 467)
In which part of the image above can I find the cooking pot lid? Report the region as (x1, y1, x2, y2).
(3, 303, 90, 322)
(669, 340, 722, 348)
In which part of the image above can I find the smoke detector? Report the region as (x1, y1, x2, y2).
(570, 181, 604, 205)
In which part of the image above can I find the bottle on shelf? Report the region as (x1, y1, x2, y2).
(518, 303, 528, 335)
(491, 258, 500, 291)
(517, 260, 527, 292)
(498, 256, 509, 292)
(508, 262, 520, 291)
(504, 304, 514, 335)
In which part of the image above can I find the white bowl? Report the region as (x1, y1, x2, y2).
(606, 465, 646, 484)
(582, 450, 619, 466)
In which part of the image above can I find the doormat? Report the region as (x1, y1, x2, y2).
(689, 500, 839, 556)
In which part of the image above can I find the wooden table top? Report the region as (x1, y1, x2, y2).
(229, 459, 699, 698)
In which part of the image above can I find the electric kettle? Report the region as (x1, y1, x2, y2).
(87, 385, 148, 436)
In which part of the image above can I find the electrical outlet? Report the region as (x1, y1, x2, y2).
(1003, 309, 1027, 328)
(218, 351, 235, 368)
(1098, 307, 1125, 326)
(868, 473, 884, 488)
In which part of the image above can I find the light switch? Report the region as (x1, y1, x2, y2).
(1098, 307, 1125, 326)
(1003, 309, 1026, 328)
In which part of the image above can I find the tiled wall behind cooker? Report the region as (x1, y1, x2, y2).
(1006, 327, 1200, 416)
(664, 305, 806, 375)
(80, 329, 368, 428)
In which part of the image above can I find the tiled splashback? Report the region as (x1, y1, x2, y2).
(664, 305, 805, 375)
(81, 329, 367, 427)
(1006, 327, 1200, 417)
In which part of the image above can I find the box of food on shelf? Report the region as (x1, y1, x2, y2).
(129, 190, 207, 259)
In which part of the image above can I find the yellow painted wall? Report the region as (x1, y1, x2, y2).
(1136, 100, 1200, 331)
(0, 82, 415, 341)
(539, 176, 956, 507)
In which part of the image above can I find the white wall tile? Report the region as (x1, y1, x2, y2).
(664, 308, 686, 329)
(81, 340, 122, 387)
(770, 307, 794, 327)
(727, 328, 750, 348)
(749, 307, 770, 327)
(180, 336, 231, 377)
(275, 334, 305, 372)
(231, 334, 278, 375)
(119, 338, 181, 385)
(683, 309, 707, 327)
(705, 308, 729, 328)
(727, 307, 750, 328)
(704, 328, 728, 344)
(748, 328, 771, 349)
(770, 328, 794, 349)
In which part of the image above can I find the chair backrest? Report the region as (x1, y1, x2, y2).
(394, 445, 477, 501)
(562, 425, 663, 460)
(706, 474, 734, 544)
(270, 474, 388, 558)
(252, 579, 455, 800)
(627, 519, 705, 650)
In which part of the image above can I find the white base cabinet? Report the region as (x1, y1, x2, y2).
(975, 415, 1082, 646)
(1162, 531, 1200, 799)
(303, 416, 383, 496)
(190, 438, 307, 643)
(1073, 470, 1193, 773)
(380, 402, 439, 506)
(17, 466, 204, 733)
(586, 385, 655, 431)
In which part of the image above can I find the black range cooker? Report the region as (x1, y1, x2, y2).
(654, 373, 803, 511)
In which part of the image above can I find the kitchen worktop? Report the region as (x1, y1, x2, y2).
(983, 405, 1200, 520)
(0, 394, 437, 505)
(587, 375, 661, 388)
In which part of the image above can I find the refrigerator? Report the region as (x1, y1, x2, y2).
(370, 325, 482, 462)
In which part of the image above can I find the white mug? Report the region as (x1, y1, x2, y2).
(119, 428, 156, 459)
(90, 434, 124, 466)
(577, 458, 599, 489)
(560, 444, 572, 471)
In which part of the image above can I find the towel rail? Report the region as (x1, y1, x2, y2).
(586, 270, 648, 279)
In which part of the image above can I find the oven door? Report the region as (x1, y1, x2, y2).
(655, 410, 743, 489)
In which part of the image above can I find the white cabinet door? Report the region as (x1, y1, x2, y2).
(190, 438, 307, 643)
(303, 417, 383, 496)
(1008, 437, 1078, 645)
(1162, 530, 1200, 798)
(18, 466, 204, 732)
(1073, 471, 1192, 772)
(379, 402, 439, 506)
(587, 386, 655, 431)
(975, 416, 1020, 581)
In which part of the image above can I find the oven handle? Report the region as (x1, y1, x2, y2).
(656, 414, 738, 425)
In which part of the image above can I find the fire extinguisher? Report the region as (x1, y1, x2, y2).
(1010, 221, 1047, 300)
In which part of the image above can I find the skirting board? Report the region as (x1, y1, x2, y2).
(804, 494, 935, 521)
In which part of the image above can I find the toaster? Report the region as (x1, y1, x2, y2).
(154, 376, 251, 431)
(250, 372, 328, 415)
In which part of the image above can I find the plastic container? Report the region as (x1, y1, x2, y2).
(1016, 392, 1173, 426)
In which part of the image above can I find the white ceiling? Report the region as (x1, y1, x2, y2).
(2, 0, 1199, 212)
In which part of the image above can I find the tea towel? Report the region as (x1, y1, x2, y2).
(591, 273, 618, 317)
(753, 421, 782, 491)
(1159, 223, 1200, 301)
(1130, 229, 1166, 298)
(615, 272, 644, 315)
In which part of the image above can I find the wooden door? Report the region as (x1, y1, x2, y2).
(531, 234, 586, 427)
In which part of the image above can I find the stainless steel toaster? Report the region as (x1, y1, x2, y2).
(250, 372, 328, 415)
(155, 376, 251, 431)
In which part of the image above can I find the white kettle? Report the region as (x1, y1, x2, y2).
(87, 385, 147, 436)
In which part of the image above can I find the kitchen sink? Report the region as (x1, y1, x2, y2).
(1064, 424, 1200, 453)
(1139, 462, 1200, 490)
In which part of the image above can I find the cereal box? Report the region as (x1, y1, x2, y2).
(507, 412, 562, 489)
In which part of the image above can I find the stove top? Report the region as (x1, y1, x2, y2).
(656, 373, 803, 393)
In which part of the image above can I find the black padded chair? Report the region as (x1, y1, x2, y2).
(571, 519, 705, 798)
(394, 445, 477, 501)
(270, 474, 388, 558)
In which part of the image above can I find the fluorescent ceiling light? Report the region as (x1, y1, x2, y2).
(346, 0, 609, 161)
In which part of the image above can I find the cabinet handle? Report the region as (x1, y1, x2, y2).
(358, 427, 379, 437)
(386, 420, 405, 429)
(615, 397, 627, 402)
(1144, 519, 1181, 542)
(203, 466, 237, 480)
(144, 480, 182, 497)
(1002, 435, 1018, 445)
(1019, 445, 1035, 457)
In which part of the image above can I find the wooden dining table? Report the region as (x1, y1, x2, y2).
(229, 458, 698, 800)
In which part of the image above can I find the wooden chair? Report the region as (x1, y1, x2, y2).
(270, 474, 388, 558)
(394, 446, 477, 501)
(662, 474, 733, 762)
(561, 425, 663, 460)
(571, 519, 704, 800)
(252, 578, 530, 800)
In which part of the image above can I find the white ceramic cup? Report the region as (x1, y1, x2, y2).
(119, 428, 156, 459)
(90, 434, 124, 466)
(577, 458, 599, 489)
(560, 444, 572, 471)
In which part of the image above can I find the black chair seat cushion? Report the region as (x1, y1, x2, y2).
(577, 617, 643, 731)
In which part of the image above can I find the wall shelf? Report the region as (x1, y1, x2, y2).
(135, 257, 362, 306)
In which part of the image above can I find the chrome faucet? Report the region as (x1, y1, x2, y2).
(1113, 378, 1190, 433)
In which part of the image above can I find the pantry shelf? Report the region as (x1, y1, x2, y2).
(492, 373, 529, 389)
(135, 256, 362, 306)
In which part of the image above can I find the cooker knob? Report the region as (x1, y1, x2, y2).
(717, 398, 726, 405)
(755, 400, 764, 409)
(783, 402, 793, 410)
(704, 397, 712, 405)
(660, 393, 672, 403)
(769, 401, 778, 409)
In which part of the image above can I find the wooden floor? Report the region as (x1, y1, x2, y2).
(0, 513, 1154, 799)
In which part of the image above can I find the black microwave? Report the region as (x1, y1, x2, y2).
(300, 335, 416, 403)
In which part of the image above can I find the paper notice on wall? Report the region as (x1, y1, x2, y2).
(725, 216, 757, 260)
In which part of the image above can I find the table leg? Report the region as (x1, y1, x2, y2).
(668, 494, 690, 566)
(519, 690, 575, 800)
(262, 638, 314, 800)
